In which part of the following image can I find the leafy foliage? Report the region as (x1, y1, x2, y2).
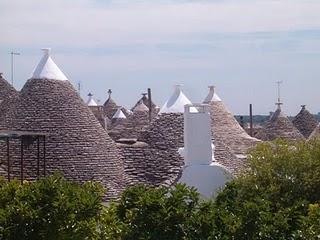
(1, 139, 320, 239)
(114, 184, 213, 240)
(0, 174, 105, 240)
(213, 139, 320, 239)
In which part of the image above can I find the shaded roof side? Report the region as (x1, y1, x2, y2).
(131, 94, 158, 111)
(308, 123, 320, 141)
(0, 75, 18, 102)
(139, 113, 185, 149)
(103, 96, 119, 119)
(208, 101, 260, 156)
(132, 100, 149, 112)
(213, 138, 245, 176)
(0, 79, 126, 199)
(0, 75, 19, 131)
(31, 48, 68, 81)
(292, 106, 318, 138)
(256, 107, 305, 142)
(0, 94, 19, 130)
(118, 142, 183, 187)
(109, 110, 156, 141)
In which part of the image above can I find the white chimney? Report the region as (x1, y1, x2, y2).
(179, 103, 233, 198)
(184, 104, 213, 165)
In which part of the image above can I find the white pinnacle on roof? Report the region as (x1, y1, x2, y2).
(160, 85, 197, 113)
(87, 93, 98, 106)
(203, 86, 222, 103)
(31, 48, 68, 81)
(112, 108, 127, 119)
(133, 100, 149, 112)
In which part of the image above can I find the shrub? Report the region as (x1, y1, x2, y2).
(213, 139, 320, 239)
(0, 173, 105, 240)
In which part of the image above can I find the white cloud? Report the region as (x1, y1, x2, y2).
(1, 0, 320, 114)
(1, 0, 320, 47)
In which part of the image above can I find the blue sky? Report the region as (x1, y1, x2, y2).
(0, 0, 319, 115)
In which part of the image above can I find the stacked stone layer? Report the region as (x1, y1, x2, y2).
(208, 101, 260, 156)
(256, 108, 305, 142)
(292, 106, 318, 138)
(0, 76, 19, 125)
(0, 79, 126, 199)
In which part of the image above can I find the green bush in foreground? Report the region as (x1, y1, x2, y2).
(213, 139, 320, 240)
(0, 139, 320, 239)
(0, 174, 105, 240)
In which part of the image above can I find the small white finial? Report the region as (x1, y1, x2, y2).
(203, 85, 221, 103)
(175, 84, 182, 91)
(41, 48, 51, 56)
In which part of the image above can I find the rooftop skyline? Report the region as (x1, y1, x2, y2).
(1, 0, 319, 115)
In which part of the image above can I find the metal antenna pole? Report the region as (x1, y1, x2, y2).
(10, 51, 20, 87)
(276, 81, 283, 104)
(275, 81, 283, 109)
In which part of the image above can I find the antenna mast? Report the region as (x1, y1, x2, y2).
(78, 81, 81, 94)
(276, 81, 283, 109)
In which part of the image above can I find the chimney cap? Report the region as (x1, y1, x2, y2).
(41, 48, 51, 55)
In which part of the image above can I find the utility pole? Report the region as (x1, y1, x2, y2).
(77, 81, 81, 94)
(276, 81, 283, 109)
(147, 88, 152, 123)
(249, 104, 253, 137)
(11, 51, 20, 87)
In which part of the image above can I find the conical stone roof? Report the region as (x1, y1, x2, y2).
(103, 90, 120, 119)
(86, 93, 98, 106)
(131, 93, 158, 113)
(0, 74, 19, 125)
(109, 102, 157, 141)
(132, 100, 149, 112)
(256, 105, 305, 142)
(0, 49, 126, 199)
(203, 86, 260, 157)
(292, 105, 318, 138)
(0, 73, 17, 103)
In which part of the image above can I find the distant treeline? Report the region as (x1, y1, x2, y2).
(235, 114, 320, 125)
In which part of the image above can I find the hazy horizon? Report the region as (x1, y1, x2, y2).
(1, 0, 319, 115)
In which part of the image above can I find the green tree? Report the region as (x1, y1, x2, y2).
(113, 184, 218, 240)
(0, 174, 105, 240)
(213, 139, 320, 239)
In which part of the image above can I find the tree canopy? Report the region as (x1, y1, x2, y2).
(1, 139, 320, 239)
